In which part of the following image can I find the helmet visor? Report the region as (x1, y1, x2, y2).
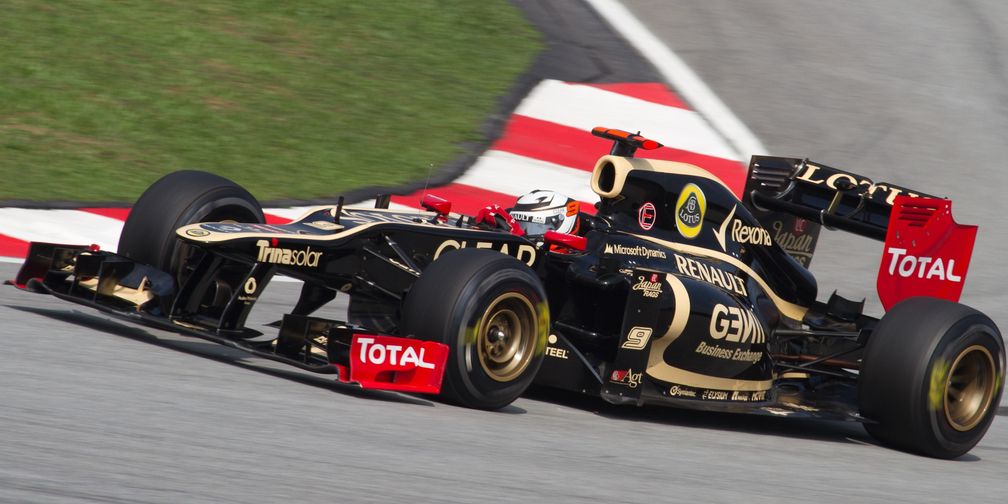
(514, 213, 565, 236)
(518, 220, 555, 236)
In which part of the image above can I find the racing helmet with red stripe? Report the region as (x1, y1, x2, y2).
(507, 190, 580, 236)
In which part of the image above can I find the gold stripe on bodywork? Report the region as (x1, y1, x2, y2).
(591, 155, 734, 198)
(646, 273, 691, 371)
(77, 277, 154, 306)
(174, 207, 475, 244)
(178, 220, 387, 243)
(644, 273, 772, 392)
(647, 365, 773, 391)
(633, 234, 809, 321)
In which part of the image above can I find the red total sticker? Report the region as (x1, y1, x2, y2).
(638, 202, 657, 230)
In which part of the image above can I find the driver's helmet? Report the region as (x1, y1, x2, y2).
(507, 190, 580, 236)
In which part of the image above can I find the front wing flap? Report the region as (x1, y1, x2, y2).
(10, 241, 449, 395)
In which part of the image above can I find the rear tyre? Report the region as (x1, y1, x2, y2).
(400, 249, 548, 410)
(117, 170, 264, 279)
(859, 297, 1005, 458)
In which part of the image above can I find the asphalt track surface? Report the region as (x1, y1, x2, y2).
(620, 0, 1008, 495)
(622, 0, 1008, 325)
(2, 262, 1006, 503)
(4, 2, 1008, 503)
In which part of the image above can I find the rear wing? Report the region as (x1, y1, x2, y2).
(743, 156, 935, 241)
(742, 156, 977, 309)
(742, 156, 938, 268)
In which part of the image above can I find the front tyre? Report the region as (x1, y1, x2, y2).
(117, 170, 264, 279)
(400, 249, 548, 410)
(859, 297, 1005, 458)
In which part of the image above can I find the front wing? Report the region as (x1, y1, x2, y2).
(10, 242, 449, 395)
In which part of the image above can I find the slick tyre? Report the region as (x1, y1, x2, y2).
(117, 170, 264, 278)
(401, 249, 548, 410)
(859, 297, 1005, 458)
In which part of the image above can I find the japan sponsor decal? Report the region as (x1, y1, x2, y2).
(770, 218, 815, 266)
(632, 273, 663, 299)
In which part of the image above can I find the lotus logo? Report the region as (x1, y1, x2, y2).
(680, 194, 700, 223)
(675, 183, 705, 239)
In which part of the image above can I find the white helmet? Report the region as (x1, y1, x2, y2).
(508, 190, 580, 236)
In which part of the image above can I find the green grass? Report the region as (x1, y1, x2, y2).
(0, 0, 541, 202)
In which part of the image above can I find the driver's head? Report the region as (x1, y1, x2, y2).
(507, 190, 580, 236)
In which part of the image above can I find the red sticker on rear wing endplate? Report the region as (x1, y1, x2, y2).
(342, 334, 449, 394)
(877, 196, 977, 311)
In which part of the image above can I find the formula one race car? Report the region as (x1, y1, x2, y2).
(11, 127, 1004, 459)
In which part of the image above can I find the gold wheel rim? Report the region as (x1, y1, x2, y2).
(944, 344, 996, 432)
(476, 293, 537, 382)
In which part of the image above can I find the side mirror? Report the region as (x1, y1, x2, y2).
(543, 230, 586, 251)
(420, 194, 452, 218)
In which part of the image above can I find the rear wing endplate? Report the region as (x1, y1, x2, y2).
(877, 196, 976, 310)
(742, 156, 977, 308)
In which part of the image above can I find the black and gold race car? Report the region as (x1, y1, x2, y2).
(12, 127, 1004, 459)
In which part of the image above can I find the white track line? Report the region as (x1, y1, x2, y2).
(583, 0, 767, 159)
(264, 201, 414, 221)
(0, 209, 124, 251)
(516, 80, 739, 161)
(455, 150, 598, 202)
(262, 206, 322, 221)
(346, 200, 414, 212)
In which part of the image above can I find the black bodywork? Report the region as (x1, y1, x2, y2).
(531, 154, 891, 418)
(12, 136, 937, 421)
